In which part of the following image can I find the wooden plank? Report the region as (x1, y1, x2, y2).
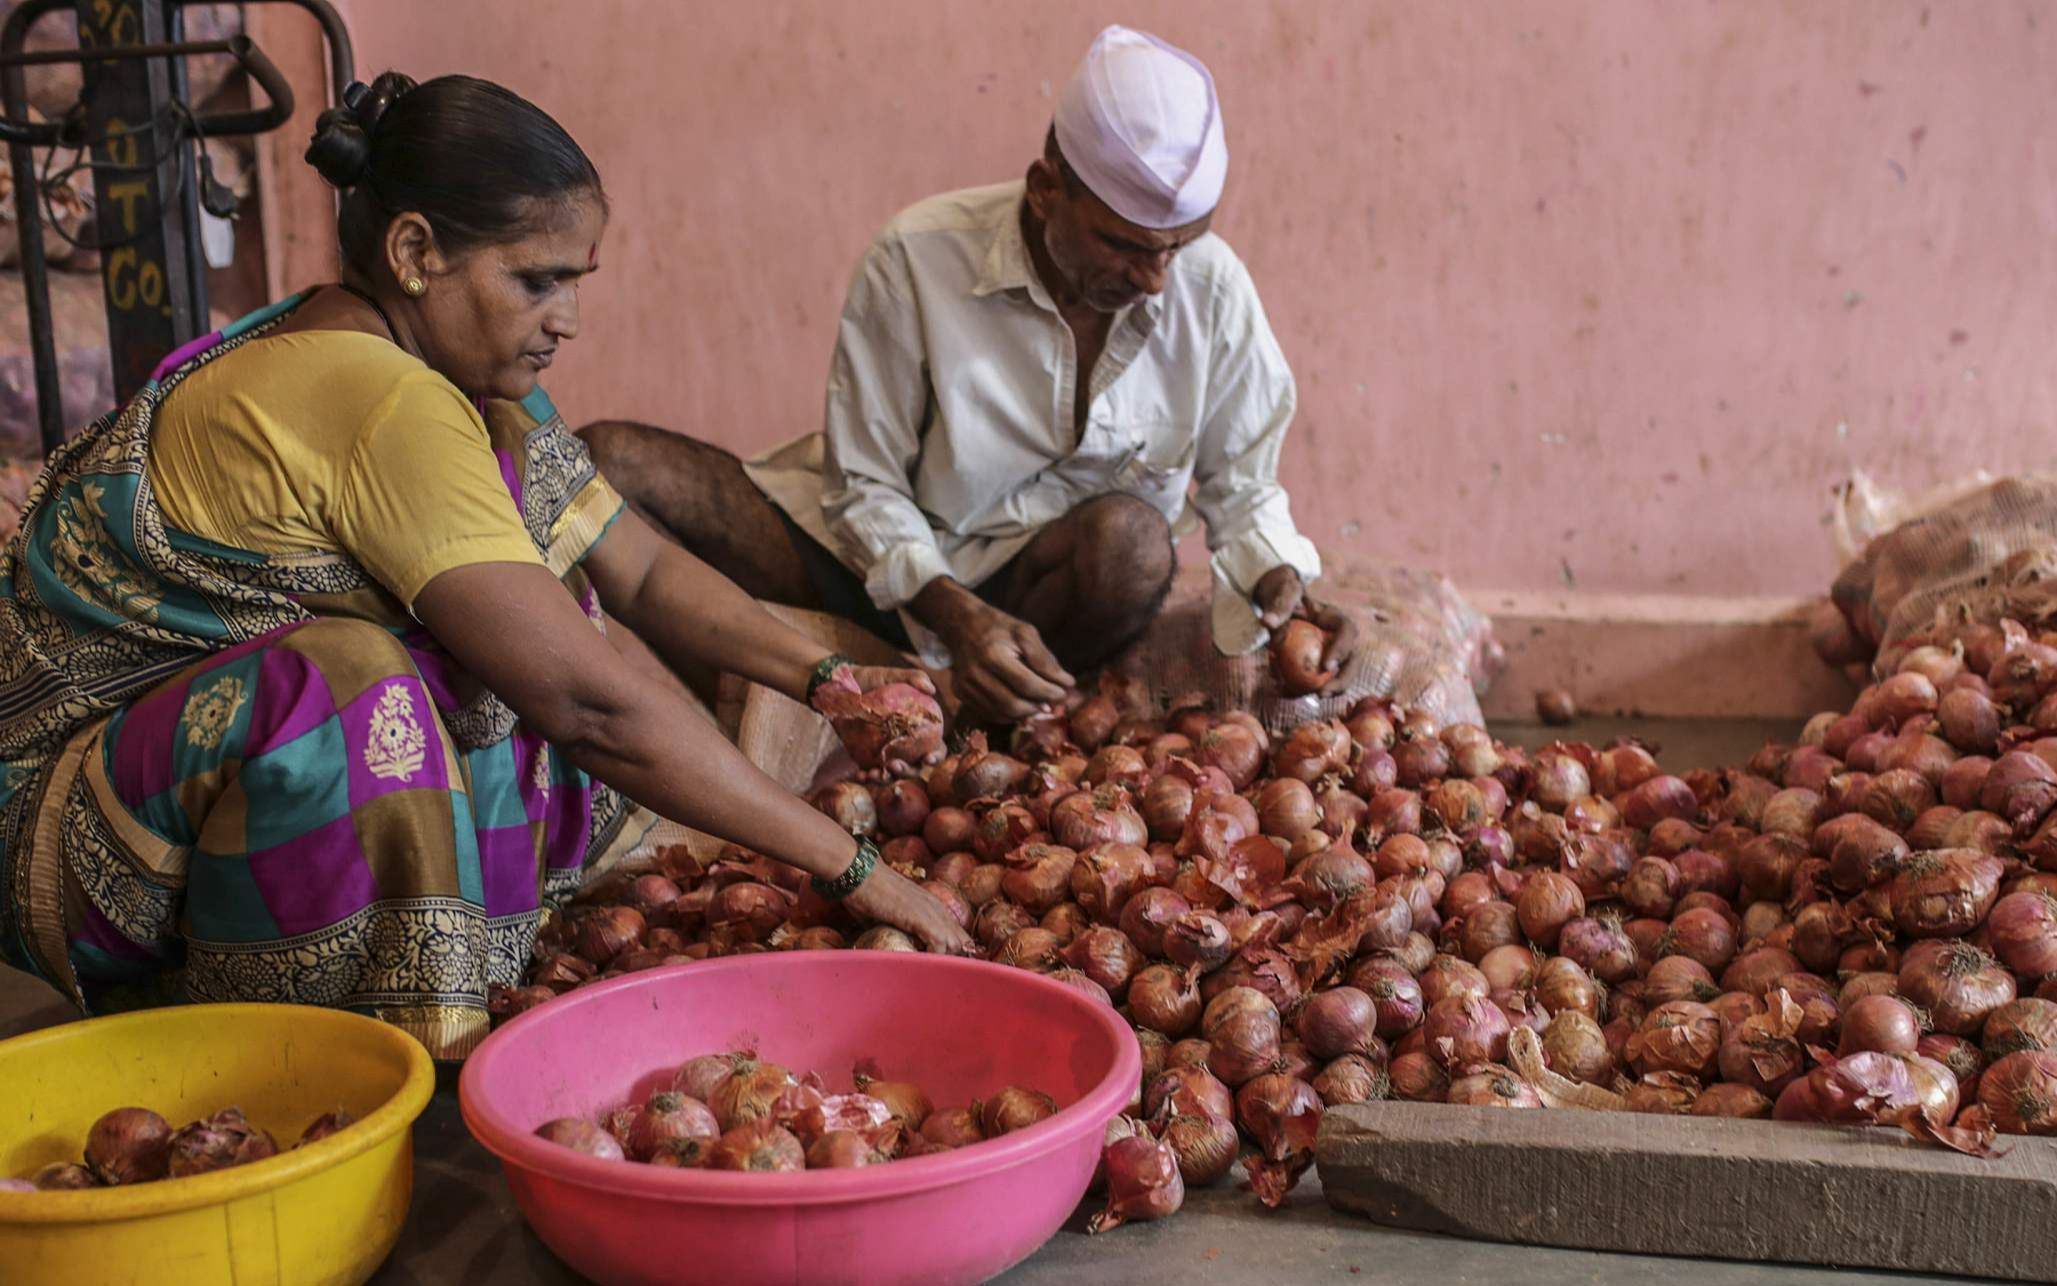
(1317, 1101, 2057, 1282)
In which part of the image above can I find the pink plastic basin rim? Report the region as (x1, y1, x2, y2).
(458, 953, 1141, 1205)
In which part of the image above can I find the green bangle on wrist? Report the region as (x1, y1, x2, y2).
(807, 653, 856, 705)
(812, 836, 878, 900)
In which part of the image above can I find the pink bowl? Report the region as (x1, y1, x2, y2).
(459, 952, 1140, 1286)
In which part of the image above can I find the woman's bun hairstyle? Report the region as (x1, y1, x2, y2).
(304, 71, 418, 189)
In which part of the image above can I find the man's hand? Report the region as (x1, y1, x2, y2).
(845, 864, 979, 955)
(1254, 565, 1360, 694)
(913, 578, 1073, 724)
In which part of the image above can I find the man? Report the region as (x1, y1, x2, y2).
(581, 24, 1354, 721)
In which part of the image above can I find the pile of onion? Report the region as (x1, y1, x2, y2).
(512, 629, 2057, 1229)
(8, 1103, 350, 1189)
(530, 1051, 1055, 1174)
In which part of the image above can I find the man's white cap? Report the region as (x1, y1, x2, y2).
(1052, 25, 1227, 229)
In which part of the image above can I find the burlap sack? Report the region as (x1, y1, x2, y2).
(1828, 473, 2057, 671)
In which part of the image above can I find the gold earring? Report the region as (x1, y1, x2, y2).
(402, 277, 426, 297)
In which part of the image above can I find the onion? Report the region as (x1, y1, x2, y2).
(995, 926, 1063, 972)
(1062, 926, 1144, 998)
(1141, 1070, 1232, 1139)
(81, 1107, 173, 1186)
(1207, 1009, 1284, 1087)
(575, 905, 647, 965)
(1164, 910, 1233, 972)
(1661, 907, 1738, 973)
(1042, 901, 1091, 944)
(1722, 946, 1801, 997)
(975, 900, 1035, 952)
(1387, 1050, 1448, 1102)
(1982, 750, 2057, 833)
(1089, 1132, 1186, 1232)
(1449, 1064, 1545, 1108)
(1285, 845, 1376, 912)
(923, 807, 977, 855)
(1457, 900, 1523, 962)
(1988, 890, 2057, 977)
(997, 843, 1075, 915)
(534, 1118, 625, 1161)
(1540, 1010, 1614, 1085)
(1921, 1034, 1986, 1101)
(1623, 1072, 1701, 1115)
(1940, 687, 2003, 756)
(705, 1119, 805, 1172)
(973, 802, 1039, 862)
(919, 1107, 985, 1149)
(1900, 940, 2016, 1037)
(954, 738, 1032, 800)
(852, 925, 919, 952)
(1129, 964, 1203, 1037)
(1430, 929, 1509, 991)
(1159, 1110, 1240, 1186)
(1630, 1001, 1722, 1078)
(1839, 994, 1922, 1057)
(710, 1060, 796, 1131)
(1983, 998, 2057, 1059)
(1556, 915, 1637, 984)
(1534, 956, 1601, 1021)
(1645, 955, 1719, 1005)
(874, 779, 932, 838)
(1515, 871, 1585, 949)
(1621, 856, 1681, 920)
(1293, 987, 1380, 1060)
(1478, 944, 1543, 994)
(623, 1091, 723, 1161)
(978, 1086, 1057, 1137)
(1521, 749, 1586, 813)
(1693, 1083, 1773, 1118)
(1423, 996, 1512, 1068)
(31, 1163, 100, 1190)
(1890, 849, 2002, 937)
(805, 1129, 892, 1169)
(1979, 1051, 2057, 1134)
(1197, 724, 1264, 790)
(1809, 1050, 1922, 1125)
(1140, 772, 1197, 843)
(1621, 776, 1698, 831)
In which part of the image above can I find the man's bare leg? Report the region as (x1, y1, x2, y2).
(578, 419, 820, 608)
(993, 493, 1177, 673)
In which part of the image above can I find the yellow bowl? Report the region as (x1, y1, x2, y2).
(0, 1002, 434, 1286)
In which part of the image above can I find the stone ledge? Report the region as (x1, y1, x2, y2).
(1318, 1100, 2057, 1281)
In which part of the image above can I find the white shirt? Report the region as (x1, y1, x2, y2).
(745, 180, 1321, 666)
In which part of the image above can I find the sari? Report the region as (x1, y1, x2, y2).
(0, 294, 632, 1058)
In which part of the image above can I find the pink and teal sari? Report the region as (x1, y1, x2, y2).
(0, 295, 631, 1059)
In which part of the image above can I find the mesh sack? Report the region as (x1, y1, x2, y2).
(1829, 472, 2057, 671)
(1101, 563, 1502, 734)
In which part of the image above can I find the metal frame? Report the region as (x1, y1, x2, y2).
(0, 0, 352, 451)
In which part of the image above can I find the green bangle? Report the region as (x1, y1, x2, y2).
(807, 653, 856, 704)
(813, 836, 878, 901)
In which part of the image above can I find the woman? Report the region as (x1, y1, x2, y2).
(0, 72, 972, 1060)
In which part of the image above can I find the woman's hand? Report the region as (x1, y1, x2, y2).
(845, 865, 978, 955)
(812, 663, 947, 780)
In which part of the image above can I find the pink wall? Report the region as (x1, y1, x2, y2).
(321, 1, 2057, 600)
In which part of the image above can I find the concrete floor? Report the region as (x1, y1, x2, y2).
(10, 716, 1976, 1286)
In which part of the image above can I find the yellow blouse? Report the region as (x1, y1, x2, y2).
(148, 330, 549, 607)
